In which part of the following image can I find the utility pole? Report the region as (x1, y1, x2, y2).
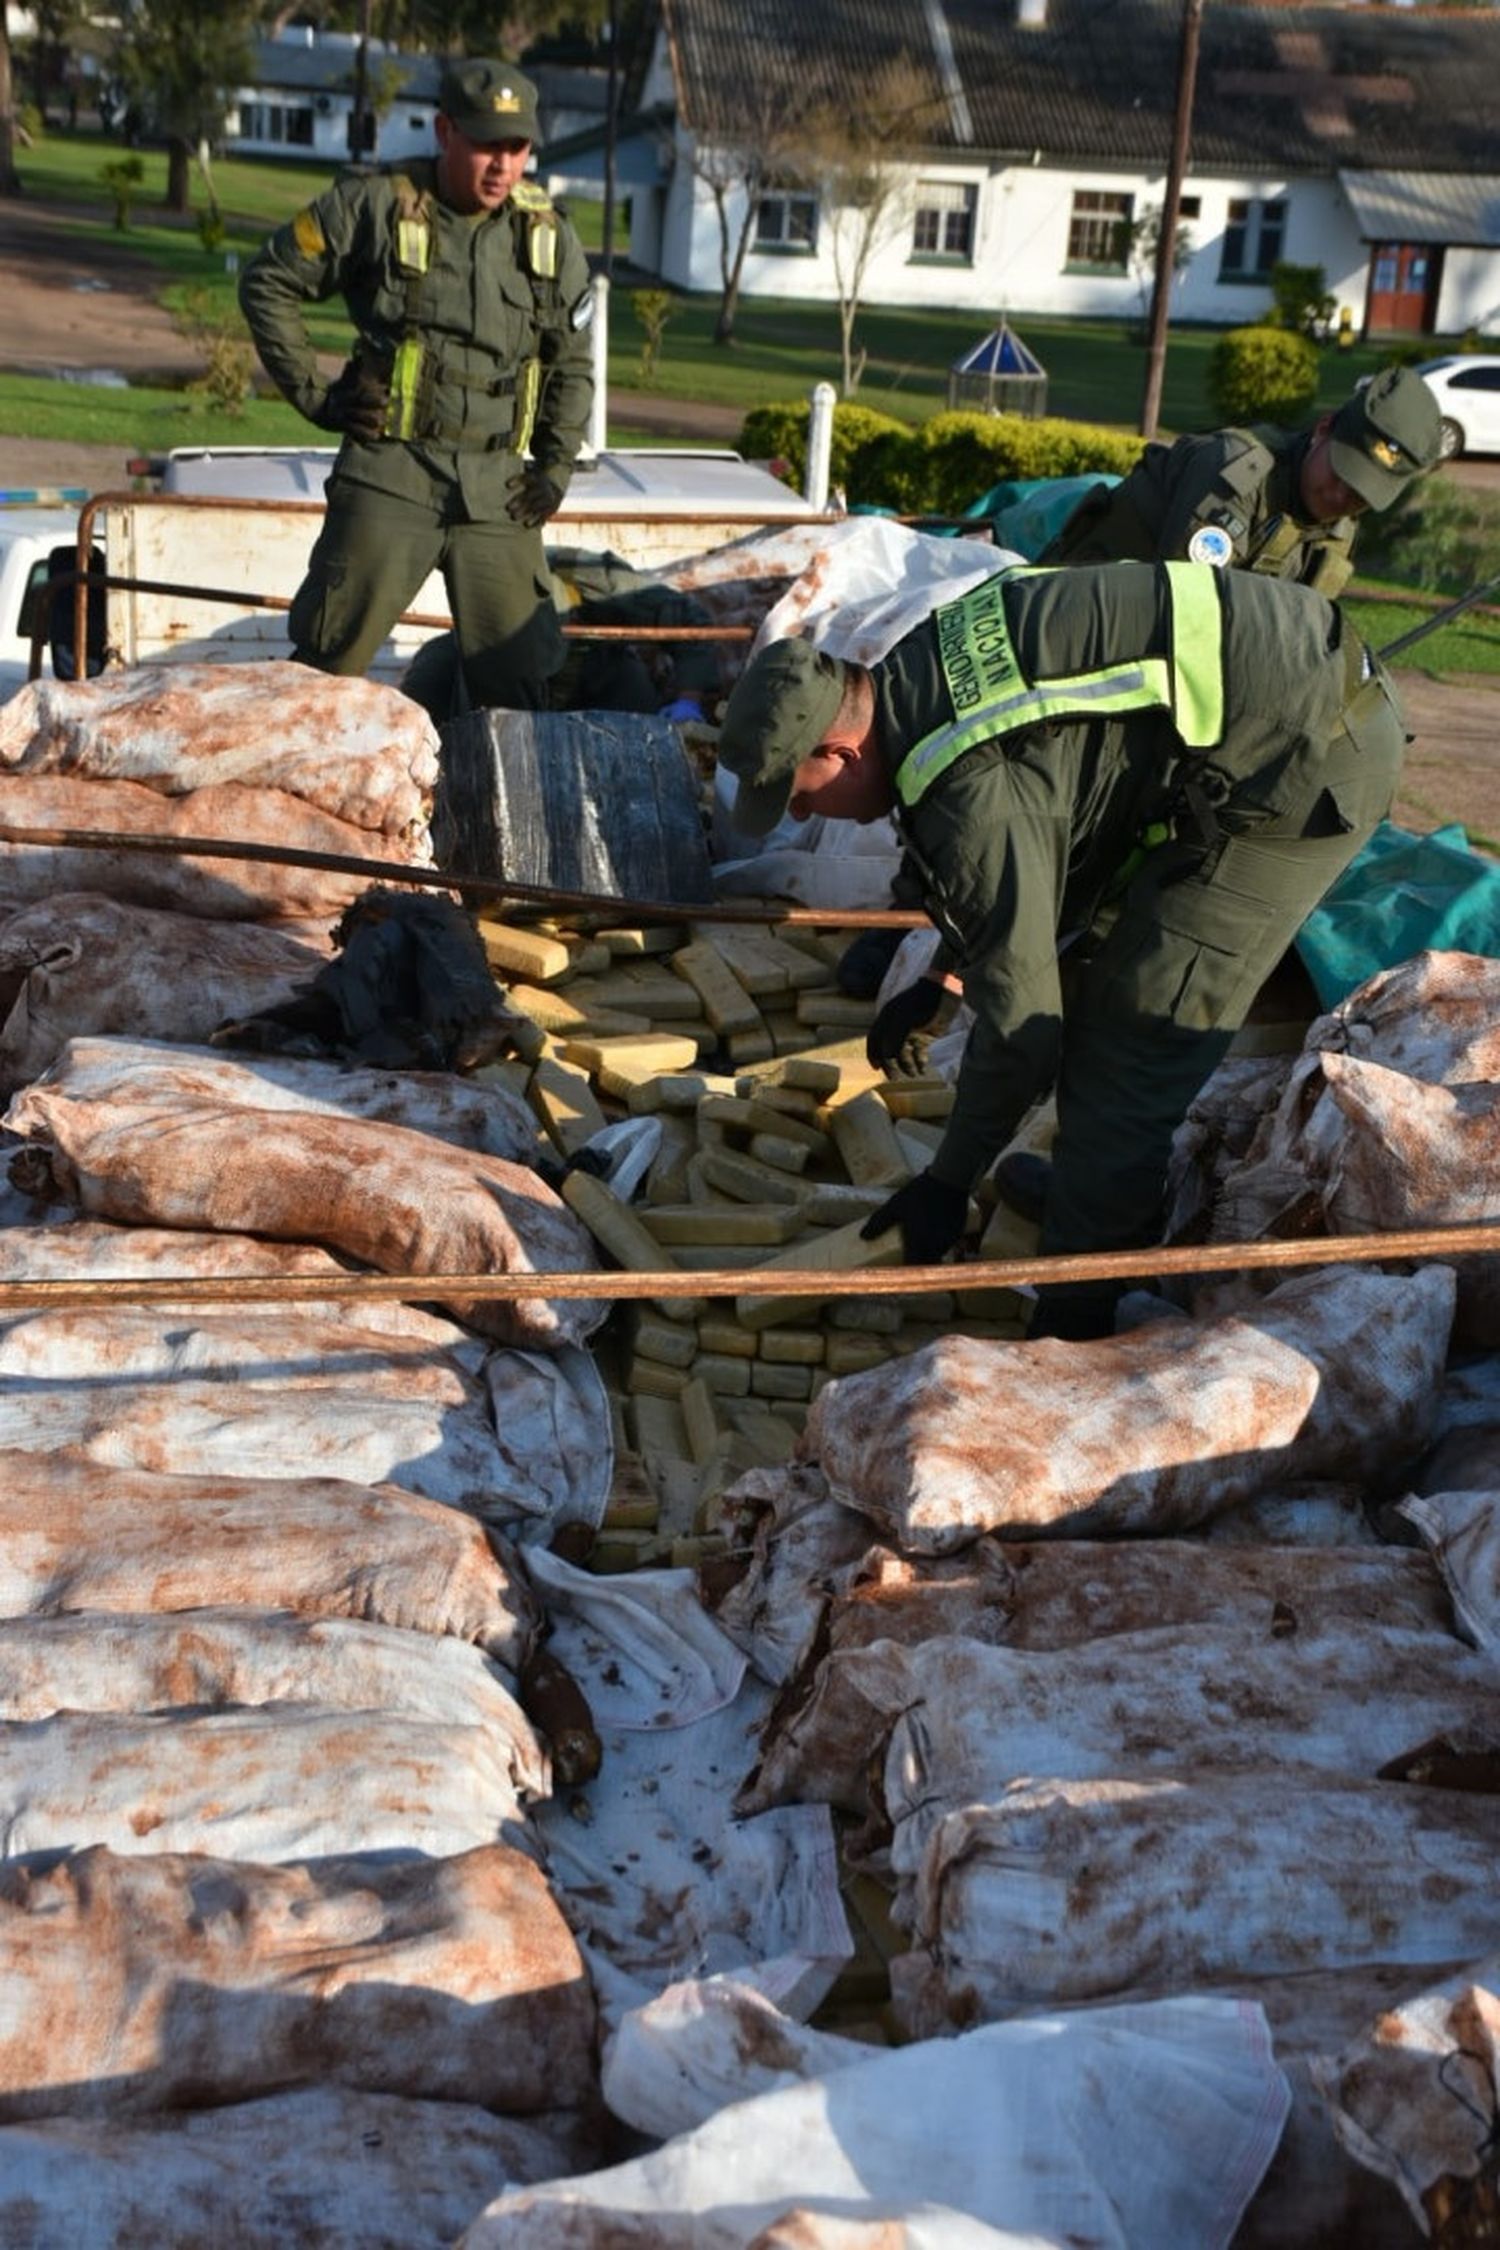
(1139, 0, 1204, 440)
(349, 0, 373, 161)
(601, 0, 620, 278)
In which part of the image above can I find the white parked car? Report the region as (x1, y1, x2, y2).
(1410, 355, 1500, 460)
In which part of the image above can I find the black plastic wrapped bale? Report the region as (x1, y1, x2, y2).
(435, 709, 715, 904)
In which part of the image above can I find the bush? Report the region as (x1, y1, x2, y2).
(630, 288, 674, 383)
(1268, 262, 1336, 340)
(911, 411, 1145, 514)
(738, 400, 908, 500)
(740, 400, 1144, 514)
(1354, 475, 1500, 598)
(100, 153, 144, 232)
(196, 206, 228, 254)
(1206, 325, 1319, 425)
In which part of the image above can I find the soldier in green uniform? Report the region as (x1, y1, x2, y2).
(837, 365, 1438, 1003)
(718, 562, 1407, 1337)
(1039, 366, 1442, 596)
(239, 59, 594, 710)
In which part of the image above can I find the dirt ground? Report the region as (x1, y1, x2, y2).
(3, 191, 1499, 840)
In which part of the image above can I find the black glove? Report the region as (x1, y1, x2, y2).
(313, 358, 390, 442)
(506, 464, 565, 529)
(860, 1171, 969, 1264)
(866, 976, 946, 1076)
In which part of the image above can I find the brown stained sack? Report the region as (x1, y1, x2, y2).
(16, 1034, 540, 1166)
(744, 1620, 1500, 1833)
(0, 892, 327, 1099)
(0, 1842, 594, 2121)
(824, 1537, 1451, 1658)
(889, 1773, 1500, 2033)
(1317, 950, 1500, 1084)
(1204, 953, 1500, 1339)
(1314, 1959, 1500, 2242)
(1400, 1485, 1500, 1658)
(0, 773, 425, 921)
(0, 1451, 530, 1659)
(0, 662, 437, 845)
(11, 1088, 604, 1349)
(0, 1305, 528, 1518)
(1195, 1482, 1386, 1546)
(732, 1525, 1448, 1717)
(1163, 1052, 1297, 1246)
(0, 2085, 591, 2249)
(802, 1266, 1453, 1552)
(0, 1220, 490, 1346)
(1205, 1963, 1453, 2250)
(705, 1464, 873, 1685)
(0, 1706, 542, 1861)
(0, 1608, 537, 1731)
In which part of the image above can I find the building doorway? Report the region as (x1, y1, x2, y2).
(1367, 242, 1441, 335)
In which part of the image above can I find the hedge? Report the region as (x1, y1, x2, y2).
(1206, 326, 1320, 426)
(738, 400, 1147, 515)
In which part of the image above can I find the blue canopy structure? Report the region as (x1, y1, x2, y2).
(948, 321, 1048, 417)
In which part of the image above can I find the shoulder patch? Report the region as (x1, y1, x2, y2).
(292, 207, 326, 259)
(511, 179, 553, 212)
(1187, 523, 1234, 568)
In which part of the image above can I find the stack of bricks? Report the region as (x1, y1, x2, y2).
(473, 908, 1040, 1575)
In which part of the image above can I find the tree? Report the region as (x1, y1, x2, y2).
(686, 78, 809, 346)
(800, 57, 927, 397)
(1121, 200, 1195, 328)
(111, 0, 256, 213)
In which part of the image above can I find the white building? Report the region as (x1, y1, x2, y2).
(574, 0, 1500, 341)
(227, 32, 443, 169)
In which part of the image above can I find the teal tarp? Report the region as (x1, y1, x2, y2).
(1296, 819, 1500, 1009)
(976, 475, 1119, 559)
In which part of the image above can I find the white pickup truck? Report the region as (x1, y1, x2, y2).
(4, 439, 836, 701)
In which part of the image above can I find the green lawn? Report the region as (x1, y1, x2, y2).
(1344, 588, 1500, 678)
(6, 124, 1420, 437)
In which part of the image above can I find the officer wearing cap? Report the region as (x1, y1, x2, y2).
(719, 562, 1407, 1337)
(240, 59, 594, 710)
(1039, 366, 1443, 596)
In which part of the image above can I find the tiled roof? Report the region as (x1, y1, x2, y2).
(663, 0, 1500, 177)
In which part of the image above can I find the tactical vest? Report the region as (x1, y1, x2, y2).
(894, 564, 1228, 809)
(375, 174, 562, 450)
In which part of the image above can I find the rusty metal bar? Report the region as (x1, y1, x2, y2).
(0, 1222, 1491, 1313)
(71, 488, 829, 679)
(37, 564, 749, 683)
(0, 822, 928, 928)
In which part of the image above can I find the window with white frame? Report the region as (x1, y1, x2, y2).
(1219, 195, 1287, 280)
(1066, 188, 1133, 270)
(912, 180, 976, 261)
(755, 187, 817, 252)
(237, 99, 314, 146)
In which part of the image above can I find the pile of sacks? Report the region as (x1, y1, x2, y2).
(0, 667, 625, 2233)
(2, 642, 1499, 2242)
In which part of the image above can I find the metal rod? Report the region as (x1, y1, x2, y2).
(0, 1221, 1490, 1312)
(44, 565, 747, 649)
(71, 489, 832, 678)
(1376, 572, 1500, 663)
(0, 823, 928, 928)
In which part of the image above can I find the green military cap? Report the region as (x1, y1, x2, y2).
(718, 638, 846, 835)
(439, 58, 540, 144)
(1329, 367, 1442, 510)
